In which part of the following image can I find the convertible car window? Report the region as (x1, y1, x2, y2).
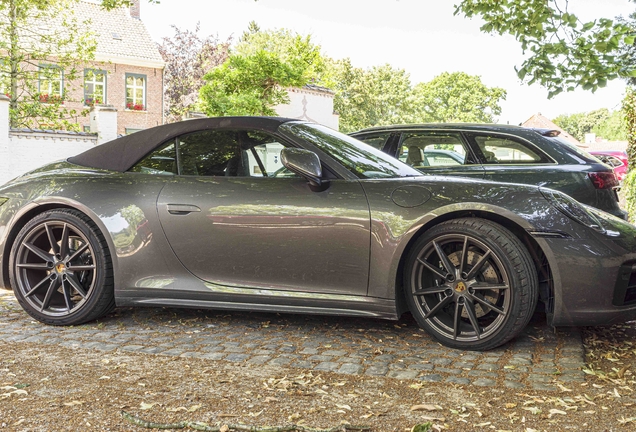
(129, 142, 177, 175)
(177, 130, 241, 176)
(399, 132, 475, 168)
(282, 123, 421, 179)
(471, 134, 547, 164)
(129, 130, 300, 178)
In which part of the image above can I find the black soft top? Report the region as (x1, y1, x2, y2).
(68, 116, 295, 172)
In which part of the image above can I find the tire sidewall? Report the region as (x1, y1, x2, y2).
(9, 210, 109, 325)
(404, 219, 534, 351)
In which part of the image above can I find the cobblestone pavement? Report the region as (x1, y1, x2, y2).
(0, 290, 585, 389)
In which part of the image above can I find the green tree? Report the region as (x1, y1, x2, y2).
(199, 50, 309, 116)
(0, 0, 96, 129)
(330, 59, 416, 133)
(593, 110, 627, 141)
(199, 23, 328, 117)
(455, 0, 636, 97)
(234, 23, 328, 85)
(412, 72, 506, 123)
(552, 108, 619, 141)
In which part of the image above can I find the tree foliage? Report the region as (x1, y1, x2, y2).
(201, 23, 507, 131)
(593, 109, 628, 141)
(412, 72, 506, 123)
(0, 0, 96, 129)
(158, 24, 230, 123)
(553, 108, 626, 142)
(235, 22, 327, 85)
(199, 50, 309, 116)
(455, 0, 636, 97)
(199, 24, 325, 117)
(330, 59, 416, 132)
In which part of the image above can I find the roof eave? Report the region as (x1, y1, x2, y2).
(94, 53, 165, 69)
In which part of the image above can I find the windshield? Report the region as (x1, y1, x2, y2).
(281, 123, 422, 179)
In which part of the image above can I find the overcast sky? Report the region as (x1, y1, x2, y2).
(140, 0, 634, 125)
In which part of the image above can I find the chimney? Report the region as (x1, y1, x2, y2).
(130, 0, 140, 19)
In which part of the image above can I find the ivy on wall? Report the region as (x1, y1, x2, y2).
(622, 87, 636, 222)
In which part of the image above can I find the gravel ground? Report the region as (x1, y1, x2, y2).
(1, 306, 636, 430)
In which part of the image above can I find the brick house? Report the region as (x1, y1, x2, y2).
(41, 0, 165, 135)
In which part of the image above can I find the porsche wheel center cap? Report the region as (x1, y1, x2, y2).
(55, 263, 66, 273)
(454, 281, 467, 293)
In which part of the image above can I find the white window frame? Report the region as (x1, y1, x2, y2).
(38, 64, 63, 97)
(84, 69, 107, 105)
(125, 73, 146, 110)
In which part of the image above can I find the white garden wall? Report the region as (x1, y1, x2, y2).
(0, 96, 117, 185)
(274, 86, 339, 130)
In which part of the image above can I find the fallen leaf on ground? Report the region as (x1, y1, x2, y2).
(411, 404, 442, 411)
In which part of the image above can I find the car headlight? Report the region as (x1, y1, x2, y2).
(540, 188, 605, 234)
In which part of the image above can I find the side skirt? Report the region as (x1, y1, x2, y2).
(117, 289, 399, 320)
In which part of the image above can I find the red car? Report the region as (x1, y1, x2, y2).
(589, 150, 629, 182)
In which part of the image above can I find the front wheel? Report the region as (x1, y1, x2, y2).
(9, 209, 115, 325)
(404, 218, 538, 351)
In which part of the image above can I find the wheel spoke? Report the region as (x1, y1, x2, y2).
(423, 295, 453, 319)
(469, 293, 506, 316)
(464, 299, 482, 339)
(433, 241, 456, 275)
(470, 282, 509, 291)
(453, 301, 463, 340)
(413, 285, 449, 296)
(25, 275, 52, 297)
(67, 243, 89, 263)
(417, 257, 446, 280)
(65, 274, 87, 299)
(59, 224, 70, 257)
(40, 278, 59, 311)
(61, 280, 73, 312)
(67, 264, 95, 272)
(44, 223, 60, 255)
(23, 242, 53, 263)
(16, 263, 50, 270)
(458, 236, 469, 276)
(464, 250, 492, 280)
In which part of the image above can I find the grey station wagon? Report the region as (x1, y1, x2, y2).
(351, 124, 626, 219)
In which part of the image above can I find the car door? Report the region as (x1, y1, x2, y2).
(393, 131, 485, 179)
(149, 128, 371, 296)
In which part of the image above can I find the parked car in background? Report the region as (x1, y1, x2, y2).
(3, 117, 636, 351)
(351, 124, 626, 219)
(589, 150, 628, 182)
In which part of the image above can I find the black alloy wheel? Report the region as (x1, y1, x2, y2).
(10, 209, 114, 325)
(405, 218, 538, 351)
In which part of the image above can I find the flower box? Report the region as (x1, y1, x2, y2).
(126, 102, 145, 111)
(39, 94, 64, 104)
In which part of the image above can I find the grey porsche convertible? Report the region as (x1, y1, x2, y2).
(1, 117, 636, 351)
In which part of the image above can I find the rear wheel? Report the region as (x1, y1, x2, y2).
(404, 218, 538, 351)
(9, 209, 114, 325)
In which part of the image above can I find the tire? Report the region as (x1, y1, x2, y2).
(9, 209, 115, 325)
(404, 218, 538, 351)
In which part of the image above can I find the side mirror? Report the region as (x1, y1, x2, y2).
(281, 148, 323, 187)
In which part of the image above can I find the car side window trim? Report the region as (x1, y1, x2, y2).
(127, 129, 344, 180)
(463, 132, 556, 165)
(395, 131, 482, 166)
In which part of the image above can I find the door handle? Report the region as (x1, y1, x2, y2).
(166, 204, 201, 215)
